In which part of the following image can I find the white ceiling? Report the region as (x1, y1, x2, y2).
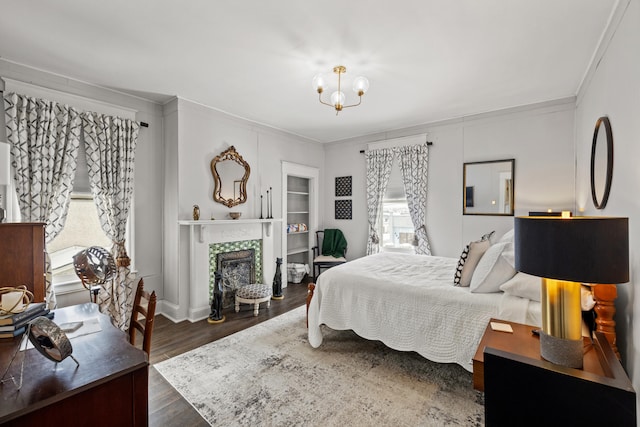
(0, 0, 617, 143)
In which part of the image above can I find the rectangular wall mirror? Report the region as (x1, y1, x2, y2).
(463, 159, 515, 216)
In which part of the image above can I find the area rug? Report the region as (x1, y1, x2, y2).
(154, 305, 484, 426)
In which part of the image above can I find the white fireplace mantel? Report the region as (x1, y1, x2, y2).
(178, 218, 281, 243)
(178, 218, 283, 322)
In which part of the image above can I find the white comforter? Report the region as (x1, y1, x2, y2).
(307, 252, 540, 372)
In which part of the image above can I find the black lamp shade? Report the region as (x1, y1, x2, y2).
(514, 216, 629, 284)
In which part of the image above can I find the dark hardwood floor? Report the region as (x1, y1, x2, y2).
(148, 281, 309, 427)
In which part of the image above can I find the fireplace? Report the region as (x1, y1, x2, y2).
(217, 249, 255, 308)
(209, 239, 262, 309)
(176, 219, 279, 323)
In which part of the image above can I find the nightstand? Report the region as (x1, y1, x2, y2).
(474, 318, 636, 426)
(473, 318, 606, 391)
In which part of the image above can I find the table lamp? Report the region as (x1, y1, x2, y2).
(514, 216, 628, 368)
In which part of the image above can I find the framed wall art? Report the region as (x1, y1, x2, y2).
(335, 199, 352, 220)
(335, 176, 352, 197)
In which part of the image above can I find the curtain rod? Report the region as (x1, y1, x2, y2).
(359, 140, 433, 153)
(0, 86, 150, 129)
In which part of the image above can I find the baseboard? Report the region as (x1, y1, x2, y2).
(156, 299, 186, 323)
(188, 305, 211, 322)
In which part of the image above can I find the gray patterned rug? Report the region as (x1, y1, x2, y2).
(154, 305, 484, 426)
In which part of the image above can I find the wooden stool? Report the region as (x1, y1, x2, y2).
(235, 284, 272, 316)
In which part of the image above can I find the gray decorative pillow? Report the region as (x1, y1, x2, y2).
(453, 233, 493, 287)
(481, 230, 496, 242)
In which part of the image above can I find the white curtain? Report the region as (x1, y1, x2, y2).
(82, 112, 139, 330)
(398, 144, 431, 255)
(4, 92, 82, 309)
(365, 148, 394, 255)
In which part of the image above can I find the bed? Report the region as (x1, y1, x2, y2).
(307, 250, 618, 373)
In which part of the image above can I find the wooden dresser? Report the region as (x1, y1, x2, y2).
(0, 303, 149, 426)
(0, 222, 46, 302)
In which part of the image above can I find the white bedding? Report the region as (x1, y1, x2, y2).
(307, 252, 541, 372)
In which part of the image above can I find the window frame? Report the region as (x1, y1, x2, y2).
(377, 197, 415, 254)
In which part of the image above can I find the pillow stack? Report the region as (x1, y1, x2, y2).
(500, 271, 597, 308)
(453, 231, 494, 287)
(454, 229, 517, 293)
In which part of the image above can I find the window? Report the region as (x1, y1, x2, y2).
(48, 194, 111, 285)
(378, 158, 414, 253)
(4, 80, 136, 288)
(47, 142, 114, 286)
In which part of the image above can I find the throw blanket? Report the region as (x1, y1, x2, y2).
(321, 229, 347, 258)
(308, 252, 540, 372)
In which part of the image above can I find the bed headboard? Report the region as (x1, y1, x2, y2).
(591, 284, 620, 358)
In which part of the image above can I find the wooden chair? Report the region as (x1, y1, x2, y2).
(312, 230, 347, 282)
(128, 278, 157, 356)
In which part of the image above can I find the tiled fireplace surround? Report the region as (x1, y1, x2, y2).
(179, 219, 281, 322)
(210, 239, 262, 309)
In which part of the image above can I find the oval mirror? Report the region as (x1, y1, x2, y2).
(211, 146, 250, 208)
(590, 117, 613, 209)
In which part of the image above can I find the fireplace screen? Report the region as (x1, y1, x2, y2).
(217, 249, 256, 308)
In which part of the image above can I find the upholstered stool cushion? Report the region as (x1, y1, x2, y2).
(236, 283, 272, 299)
(235, 284, 272, 316)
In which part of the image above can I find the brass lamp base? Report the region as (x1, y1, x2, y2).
(540, 331, 583, 369)
(540, 278, 583, 369)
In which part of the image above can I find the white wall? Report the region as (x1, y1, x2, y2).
(323, 99, 576, 259)
(574, 0, 640, 413)
(0, 59, 165, 302)
(162, 97, 324, 321)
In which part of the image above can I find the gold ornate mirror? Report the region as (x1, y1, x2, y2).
(211, 146, 250, 208)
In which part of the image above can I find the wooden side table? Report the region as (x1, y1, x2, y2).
(476, 319, 636, 426)
(473, 318, 608, 392)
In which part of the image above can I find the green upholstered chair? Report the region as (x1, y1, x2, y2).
(312, 229, 347, 282)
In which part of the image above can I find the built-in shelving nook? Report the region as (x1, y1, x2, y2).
(281, 161, 319, 285)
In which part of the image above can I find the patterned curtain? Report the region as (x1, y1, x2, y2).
(82, 111, 139, 330)
(4, 92, 81, 309)
(365, 148, 394, 255)
(398, 144, 432, 255)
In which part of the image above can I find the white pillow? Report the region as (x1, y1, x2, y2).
(498, 229, 514, 243)
(500, 272, 541, 301)
(454, 239, 491, 287)
(581, 286, 596, 311)
(500, 274, 598, 310)
(498, 229, 515, 267)
(470, 242, 516, 293)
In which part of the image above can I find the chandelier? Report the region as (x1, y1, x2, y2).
(313, 65, 369, 114)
